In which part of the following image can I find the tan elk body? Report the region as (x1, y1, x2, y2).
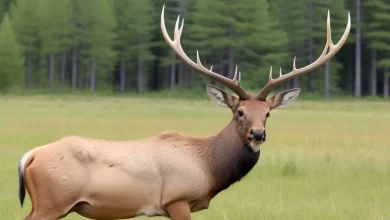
(18, 6, 351, 220)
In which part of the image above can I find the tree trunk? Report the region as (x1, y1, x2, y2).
(60, 51, 67, 89)
(90, 56, 96, 92)
(49, 52, 55, 92)
(211, 58, 223, 85)
(181, 64, 188, 88)
(71, 48, 78, 92)
(188, 68, 193, 89)
(170, 53, 176, 92)
(370, 48, 377, 96)
(137, 53, 143, 94)
(25, 52, 31, 89)
(120, 59, 126, 93)
(163, 68, 169, 89)
(307, 0, 314, 92)
(292, 78, 299, 88)
(324, 62, 330, 99)
(178, 63, 186, 87)
(354, 0, 361, 97)
(384, 70, 389, 98)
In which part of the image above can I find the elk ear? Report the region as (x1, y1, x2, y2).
(266, 88, 300, 110)
(206, 84, 239, 110)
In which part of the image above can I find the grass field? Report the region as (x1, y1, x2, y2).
(0, 95, 389, 220)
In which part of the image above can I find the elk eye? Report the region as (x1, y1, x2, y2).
(266, 112, 270, 118)
(238, 109, 244, 117)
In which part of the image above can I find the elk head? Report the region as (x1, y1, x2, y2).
(161, 6, 350, 152)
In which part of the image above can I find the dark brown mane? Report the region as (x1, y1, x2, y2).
(159, 121, 260, 198)
(200, 120, 260, 198)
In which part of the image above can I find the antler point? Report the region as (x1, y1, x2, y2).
(293, 57, 297, 70)
(347, 12, 351, 25)
(233, 65, 239, 81)
(196, 50, 201, 64)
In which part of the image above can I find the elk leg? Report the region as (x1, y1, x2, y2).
(165, 200, 191, 220)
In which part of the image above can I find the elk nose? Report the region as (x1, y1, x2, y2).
(250, 129, 266, 141)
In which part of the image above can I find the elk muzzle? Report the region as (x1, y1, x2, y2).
(249, 128, 266, 142)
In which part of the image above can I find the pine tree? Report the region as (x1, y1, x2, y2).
(152, 1, 186, 92)
(39, 0, 74, 92)
(234, 0, 289, 90)
(311, 0, 349, 98)
(268, 0, 310, 89)
(115, 0, 155, 93)
(10, 0, 42, 88)
(0, 13, 23, 92)
(0, 0, 12, 21)
(76, 0, 116, 92)
(364, 0, 390, 97)
(187, 0, 288, 91)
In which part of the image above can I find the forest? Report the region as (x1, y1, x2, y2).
(0, 0, 387, 98)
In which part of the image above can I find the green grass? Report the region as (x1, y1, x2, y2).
(0, 95, 389, 220)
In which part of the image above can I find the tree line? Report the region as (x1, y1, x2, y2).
(0, 0, 388, 98)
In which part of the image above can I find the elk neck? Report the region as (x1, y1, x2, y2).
(198, 119, 260, 198)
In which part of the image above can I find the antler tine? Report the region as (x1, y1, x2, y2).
(232, 65, 241, 85)
(256, 11, 351, 101)
(160, 5, 250, 100)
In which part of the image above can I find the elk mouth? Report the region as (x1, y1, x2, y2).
(247, 135, 265, 153)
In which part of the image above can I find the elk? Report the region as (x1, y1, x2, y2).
(18, 6, 351, 220)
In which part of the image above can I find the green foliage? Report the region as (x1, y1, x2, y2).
(269, 0, 349, 96)
(0, 0, 12, 21)
(268, 0, 311, 91)
(268, 0, 310, 68)
(10, 0, 41, 53)
(189, 0, 288, 89)
(39, 0, 73, 53)
(0, 0, 388, 97)
(156, 1, 188, 68)
(312, 0, 349, 95)
(115, 0, 155, 57)
(115, 0, 155, 72)
(364, 0, 390, 69)
(0, 14, 23, 92)
(74, 0, 117, 88)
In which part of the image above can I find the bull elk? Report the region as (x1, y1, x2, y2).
(18, 5, 351, 220)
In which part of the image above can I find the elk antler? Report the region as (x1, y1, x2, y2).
(160, 5, 251, 100)
(256, 11, 351, 101)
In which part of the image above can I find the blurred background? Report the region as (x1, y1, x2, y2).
(0, 0, 385, 99)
